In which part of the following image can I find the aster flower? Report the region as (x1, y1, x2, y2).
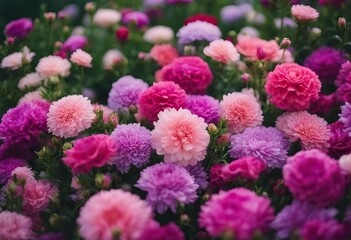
(70, 49, 92, 68)
(0, 158, 25, 184)
(203, 39, 240, 64)
(137, 82, 186, 123)
(149, 44, 179, 66)
(136, 162, 199, 213)
(336, 61, 351, 86)
(93, 9, 122, 28)
(283, 149, 346, 207)
(139, 222, 185, 240)
(102, 49, 124, 70)
(309, 93, 335, 115)
(183, 95, 220, 124)
(93, 104, 115, 124)
(62, 35, 88, 53)
(47, 95, 95, 138)
(230, 126, 290, 168)
(18, 72, 44, 90)
(143, 26, 174, 44)
(122, 11, 150, 28)
(328, 121, 351, 158)
(199, 188, 274, 239)
(272, 200, 338, 239)
(151, 108, 210, 166)
(63, 134, 116, 174)
(1, 46, 35, 70)
(166, 0, 192, 3)
(265, 63, 321, 111)
(304, 47, 346, 84)
(220, 4, 253, 23)
(186, 163, 208, 190)
(276, 111, 330, 151)
(108, 75, 148, 111)
(36, 55, 71, 78)
(11, 166, 34, 182)
(110, 124, 152, 173)
(220, 92, 263, 133)
(5, 18, 33, 39)
(339, 102, 351, 136)
(18, 91, 45, 105)
(177, 21, 221, 46)
(291, 4, 319, 22)
(336, 79, 351, 103)
(160, 56, 213, 94)
(0, 211, 33, 240)
(78, 190, 153, 240)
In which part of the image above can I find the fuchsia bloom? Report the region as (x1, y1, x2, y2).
(0, 211, 33, 240)
(199, 188, 275, 239)
(70, 49, 92, 68)
(203, 39, 240, 64)
(151, 108, 210, 166)
(160, 56, 213, 94)
(137, 82, 186, 123)
(62, 35, 88, 53)
(63, 134, 116, 174)
(183, 95, 220, 124)
(301, 219, 348, 240)
(336, 61, 351, 86)
(36, 55, 71, 78)
(149, 44, 179, 66)
(222, 156, 266, 182)
(139, 222, 185, 240)
(220, 92, 263, 133)
(265, 63, 321, 111)
(283, 149, 346, 207)
(328, 121, 351, 158)
(78, 190, 153, 240)
(340, 102, 351, 135)
(291, 4, 319, 22)
(209, 164, 227, 190)
(5, 18, 33, 39)
(276, 111, 330, 151)
(122, 11, 150, 28)
(47, 95, 95, 138)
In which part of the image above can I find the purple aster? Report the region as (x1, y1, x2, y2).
(328, 121, 351, 158)
(5, 18, 33, 39)
(0, 101, 49, 146)
(166, 0, 192, 4)
(220, 4, 253, 24)
(300, 219, 348, 240)
(272, 200, 338, 239)
(304, 47, 346, 84)
(58, 4, 80, 20)
(339, 102, 351, 136)
(0, 158, 25, 184)
(108, 75, 148, 111)
(183, 95, 220, 124)
(319, 0, 346, 7)
(62, 35, 88, 53)
(122, 11, 150, 28)
(229, 126, 290, 168)
(144, 0, 165, 8)
(336, 61, 351, 86)
(176, 21, 221, 46)
(37, 232, 67, 240)
(110, 124, 151, 173)
(139, 223, 184, 240)
(274, 18, 297, 29)
(185, 163, 208, 190)
(135, 162, 199, 214)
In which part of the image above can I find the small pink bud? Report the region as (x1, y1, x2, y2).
(338, 17, 346, 29)
(217, 133, 230, 146)
(85, 2, 96, 13)
(280, 38, 291, 49)
(44, 12, 56, 21)
(6, 37, 15, 45)
(208, 123, 218, 134)
(241, 73, 250, 82)
(115, 26, 129, 42)
(256, 46, 266, 60)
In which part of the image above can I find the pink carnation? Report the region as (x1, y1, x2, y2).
(36, 55, 71, 78)
(291, 4, 319, 22)
(149, 44, 179, 66)
(151, 108, 210, 166)
(0, 211, 33, 240)
(276, 111, 330, 151)
(70, 49, 93, 68)
(235, 35, 280, 61)
(159, 56, 213, 94)
(1, 46, 35, 70)
(222, 156, 266, 182)
(265, 63, 321, 111)
(18, 72, 44, 90)
(18, 91, 45, 105)
(203, 39, 240, 64)
(11, 166, 34, 182)
(77, 189, 153, 240)
(137, 82, 186, 123)
(63, 134, 117, 174)
(220, 92, 263, 133)
(47, 95, 95, 138)
(23, 179, 58, 214)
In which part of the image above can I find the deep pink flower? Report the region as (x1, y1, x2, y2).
(209, 164, 227, 190)
(5, 18, 33, 39)
(62, 35, 88, 53)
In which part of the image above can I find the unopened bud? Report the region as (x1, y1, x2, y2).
(62, 142, 73, 151)
(338, 17, 346, 29)
(6, 37, 14, 45)
(241, 73, 250, 82)
(54, 41, 62, 49)
(184, 45, 195, 56)
(280, 38, 291, 49)
(115, 26, 129, 42)
(217, 133, 230, 146)
(44, 12, 56, 22)
(208, 123, 218, 134)
(180, 214, 190, 224)
(49, 213, 60, 227)
(85, 2, 96, 13)
(228, 30, 236, 39)
(256, 47, 266, 60)
(128, 105, 137, 114)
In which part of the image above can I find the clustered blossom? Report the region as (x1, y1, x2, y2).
(177, 21, 221, 45)
(139, 222, 185, 240)
(18, 72, 44, 90)
(1, 46, 35, 70)
(291, 4, 319, 22)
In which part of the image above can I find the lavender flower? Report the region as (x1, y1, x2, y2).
(136, 162, 199, 214)
(108, 75, 148, 111)
(274, 18, 297, 29)
(177, 21, 221, 45)
(58, 4, 80, 20)
(166, 0, 192, 4)
(183, 95, 220, 124)
(230, 126, 290, 168)
(220, 4, 253, 23)
(339, 102, 351, 136)
(5, 18, 33, 39)
(110, 124, 152, 173)
(0, 158, 25, 184)
(186, 163, 208, 190)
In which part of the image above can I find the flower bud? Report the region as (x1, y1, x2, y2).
(280, 38, 291, 49)
(128, 105, 138, 114)
(208, 123, 218, 134)
(49, 213, 60, 227)
(85, 2, 96, 13)
(338, 17, 346, 30)
(256, 47, 266, 60)
(184, 45, 196, 56)
(217, 133, 230, 146)
(241, 73, 250, 82)
(180, 214, 190, 224)
(44, 12, 56, 22)
(6, 37, 14, 45)
(62, 142, 73, 151)
(115, 26, 129, 42)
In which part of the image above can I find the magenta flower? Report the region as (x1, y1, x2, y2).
(5, 18, 33, 39)
(62, 35, 88, 53)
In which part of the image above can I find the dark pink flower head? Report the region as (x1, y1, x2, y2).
(0, 211, 33, 240)
(336, 61, 351, 86)
(160, 56, 213, 94)
(62, 35, 88, 53)
(319, 0, 346, 7)
(199, 188, 275, 239)
(301, 219, 348, 240)
(63, 134, 116, 174)
(265, 63, 321, 111)
(137, 81, 186, 123)
(139, 222, 185, 240)
(328, 121, 351, 159)
(283, 149, 346, 207)
(5, 18, 33, 39)
(209, 164, 227, 190)
(222, 156, 266, 182)
(149, 44, 179, 66)
(309, 93, 335, 115)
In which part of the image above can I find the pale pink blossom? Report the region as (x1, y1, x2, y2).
(11, 166, 35, 182)
(36, 55, 71, 78)
(102, 49, 124, 70)
(18, 72, 44, 90)
(203, 39, 240, 64)
(291, 5, 319, 22)
(18, 91, 45, 105)
(339, 154, 351, 174)
(70, 49, 92, 68)
(143, 26, 174, 44)
(151, 108, 210, 166)
(0, 211, 33, 240)
(93, 9, 121, 28)
(1, 47, 35, 70)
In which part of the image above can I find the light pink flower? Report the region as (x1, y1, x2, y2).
(18, 72, 44, 90)
(36, 55, 71, 78)
(0, 211, 33, 240)
(11, 166, 34, 182)
(1, 46, 35, 70)
(47, 95, 95, 138)
(102, 49, 124, 70)
(151, 108, 210, 166)
(23, 179, 58, 214)
(220, 92, 263, 133)
(204, 39, 240, 64)
(339, 154, 351, 174)
(291, 5, 319, 22)
(149, 44, 179, 66)
(93, 9, 121, 28)
(78, 189, 153, 240)
(143, 26, 174, 44)
(18, 91, 44, 105)
(276, 111, 330, 151)
(70, 49, 92, 68)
